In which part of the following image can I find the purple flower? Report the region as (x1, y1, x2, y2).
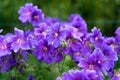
(85, 70, 103, 80)
(111, 70, 120, 80)
(108, 68, 114, 78)
(115, 27, 120, 52)
(57, 69, 89, 80)
(33, 39, 54, 64)
(100, 45, 118, 72)
(0, 55, 17, 73)
(51, 47, 63, 63)
(90, 27, 104, 48)
(20, 50, 28, 61)
(111, 76, 120, 80)
(65, 24, 83, 41)
(18, 3, 38, 23)
(27, 73, 34, 80)
(33, 22, 47, 37)
(56, 77, 62, 80)
(56, 69, 103, 80)
(11, 27, 30, 53)
(25, 29, 37, 48)
(44, 16, 60, 26)
(61, 25, 84, 61)
(63, 25, 82, 53)
(78, 48, 107, 74)
(46, 23, 66, 47)
(102, 45, 118, 62)
(0, 56, 10, 72)
(80, 34, 92, 56)
(0, 35, 12, 57)
(104, 37, 119, 53)
(33, 37, 63, 64)
(30, 8, 44, 26)
(19, 68, 24, 74)
(69, 14, 87, 33)
(115, 27, 120, 42)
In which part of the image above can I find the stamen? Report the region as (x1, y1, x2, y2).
(17, 38, 22, 44)
(1, 44, 7, 49)
(89, 64, 94, 69)
(34, 15, 39, 19)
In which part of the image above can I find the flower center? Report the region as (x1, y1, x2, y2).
(54, 32, 58, 37)
(74, 52, 81, 56)
(1, 43, 7, 49)
(115, 72, 120, 79)
(34, 15, 39, 20)
(98, 60, 101, 64)
(68, 39, 72, 44)
(111, 44, 117, 51)
(43, 46, 48, 52)
(85, 41, 90, 45)
(89, 64, 94, 69)
(17, 38, 22, 44)
(26, 11, 30, 16)
(42, 31, 46, 36)
(95, 37, 98, 40)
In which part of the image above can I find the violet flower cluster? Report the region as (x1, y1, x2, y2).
(1, 3, 120, 80)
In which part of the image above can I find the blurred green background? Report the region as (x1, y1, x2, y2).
(0, 0, 120, 80)
(0, 0, 120, 36)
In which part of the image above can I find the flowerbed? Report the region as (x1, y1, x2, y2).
(0, 3, 120, 80)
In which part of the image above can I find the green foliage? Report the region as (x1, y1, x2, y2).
(0, 54, 77, 80)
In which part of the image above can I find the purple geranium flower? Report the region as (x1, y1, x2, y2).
(80, 34, 92, 56)
(33, 39, 54, 64)
(44, 16, 60, 26)
(25, 29, 37, 48)
(0, 56, 11, 73)
(30, 8, 44, 26)
(104, 37, 119, 53)
(85, 70, 103, 80)
(69, 14, 87, 34)
(11, 27, 30, 53)
(108, 68, 114, 79)
(0, 35, 12, 57)
(0, 55, 17, 73)
(58, 69, 89, 80)
(27, 73, 34, 80)
(111, 70, 120, 80)
(115, 27, 120, 42)
(102, 45, 118, 62)
(56, 69, 103, 80)
(61, 25, 84, 61)
(51, 47, 63, 63)
(46, 23, 66, 47)
(100, 45, 118, 72)
(18, 3, 38, 23)
(115, 27, 120, 52)
(33, 22, 48, 37)
(78, 48, 107, 74)
(90, 27, 104, 48)
(63, 25, 82, 53)
(111, 76, 120, 80)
